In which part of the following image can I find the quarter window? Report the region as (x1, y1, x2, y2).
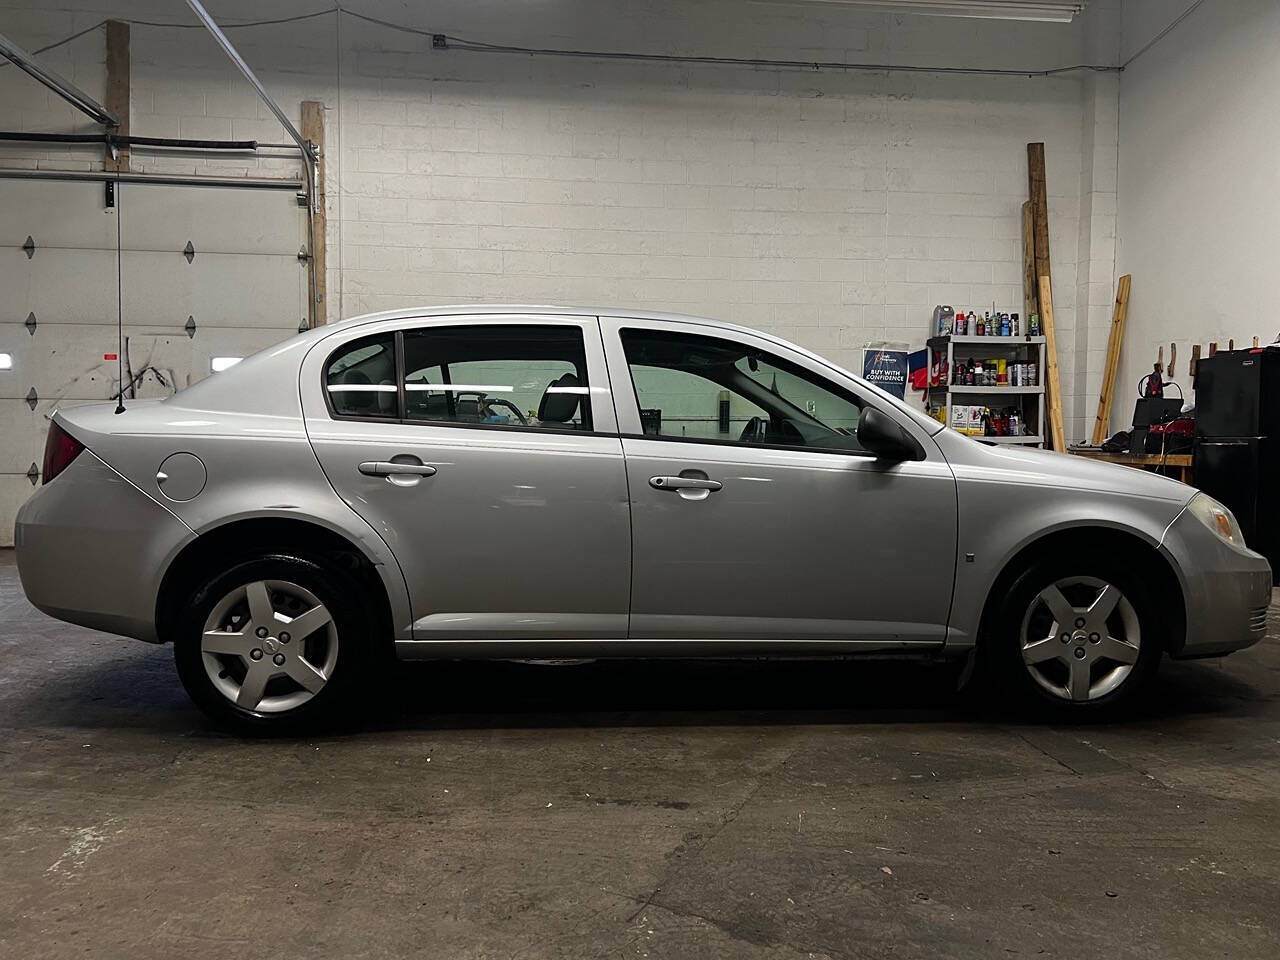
(621, 329, 864, 452)
(324, 332, 397, 419)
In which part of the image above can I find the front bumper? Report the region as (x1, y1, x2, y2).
(15, 450, 194, 643)
(1161, 503, 1273, 658)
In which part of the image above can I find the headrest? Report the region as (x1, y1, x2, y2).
(342, 369, 375, 411)
(538, 373, 583, 424)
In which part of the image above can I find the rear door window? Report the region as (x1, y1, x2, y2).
(402, 325, 592, 432)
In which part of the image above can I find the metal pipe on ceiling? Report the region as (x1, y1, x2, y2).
(0, 29, 119, 126)
(183, 0, 320, 324)
(181, 0, 316, 205)
(0, 131, 260, 150)
(0, 167, 302, 190)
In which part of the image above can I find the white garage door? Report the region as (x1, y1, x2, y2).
(0, 178, 308, 545)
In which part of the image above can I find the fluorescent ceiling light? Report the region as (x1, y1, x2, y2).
(772, 0, 1086, 21)
(0, 353, 11, 370)
(210, 356, 242, 372)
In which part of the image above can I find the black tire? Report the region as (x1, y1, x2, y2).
(985, 550, 1162, 719)
(173, 553, 373, 735)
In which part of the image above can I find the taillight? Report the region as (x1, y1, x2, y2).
(42, 422, 85, 485)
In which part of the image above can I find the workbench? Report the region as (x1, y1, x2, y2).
(1068, 447, 1194, 484)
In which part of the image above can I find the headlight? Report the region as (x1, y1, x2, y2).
(1187, 493, 1247, 547)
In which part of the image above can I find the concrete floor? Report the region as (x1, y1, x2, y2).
(1, 551, 1279, 959)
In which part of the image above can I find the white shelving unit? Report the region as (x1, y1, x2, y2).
(926, 334, 1047, 447)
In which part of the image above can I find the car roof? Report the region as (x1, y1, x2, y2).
(330, 304, 764, 339)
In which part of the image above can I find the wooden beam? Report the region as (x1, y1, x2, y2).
(105, 21, 129, 172)
(1028, 143, 1064, 450)
(1090, 274, 1131, 446)
(1039, 275, 1066, 452)
(1168, 342, 1176, 378)
(1021, 201, 1037, 324)
(300, 100, 326, 327)
(1027, 143, 1052, 309)
(1190, 344, 1201, 377)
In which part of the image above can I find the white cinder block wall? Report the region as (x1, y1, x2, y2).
(1116, 0, 1280, 426)
(1, 0, 1128, 442)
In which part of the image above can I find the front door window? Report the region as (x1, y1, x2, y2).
(620, 328, 864, 453)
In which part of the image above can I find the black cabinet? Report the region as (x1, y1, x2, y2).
(1194, 349, 1280, 582)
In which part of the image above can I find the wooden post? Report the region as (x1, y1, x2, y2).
(1027, 143, 1053, 306)
(1190, 344, 1201, 377)
(1028, 143, 1064, 450)
(1090, 274, 1131, 445)
(1038, 275, 1066, 452)
(105, 21, 129, 171)
(1021, 201, 1037, 324)
(1209, 342, 1219, 357)
(1168, 343, 1176, 378)
(301, 100, 327, 326)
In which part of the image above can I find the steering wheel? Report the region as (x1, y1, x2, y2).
(739, 416, 766, 443)
(484, 398, 528, 425)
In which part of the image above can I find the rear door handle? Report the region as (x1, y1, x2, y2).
(649, 476, 722, 492)
(359, 460, 438, 478)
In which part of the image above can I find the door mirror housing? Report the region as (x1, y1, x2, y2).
(857, 407, 921, 461)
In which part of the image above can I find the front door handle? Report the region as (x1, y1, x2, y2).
(649, 476, 722, 492)
(359, 460, 438, 478)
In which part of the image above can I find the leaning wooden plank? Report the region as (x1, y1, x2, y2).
(1027, 143, 1053, 292)
(1091, 274, 1131, 445)
(1022, 202, 1037, 323)
(1038, 274, 1066, 452)
(1027, 143, 1063, 448)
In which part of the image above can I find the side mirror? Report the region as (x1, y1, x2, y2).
(857, 407, 919, 461)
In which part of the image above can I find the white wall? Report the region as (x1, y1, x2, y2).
(1115, 0, 1280, 425)
(1, 0, 1123, 439)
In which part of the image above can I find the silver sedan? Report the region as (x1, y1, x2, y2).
(15, 307, 1272, 732)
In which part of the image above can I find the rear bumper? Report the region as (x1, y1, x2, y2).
(1161, 504, 1272, 659)
(15, 450, 194, 643)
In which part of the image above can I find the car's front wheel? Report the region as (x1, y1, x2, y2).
(992, 555, 1161, 716)
(173, 554, 369, 734)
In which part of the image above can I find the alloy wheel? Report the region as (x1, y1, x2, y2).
(200, 579, 338, 713)
(1019, 576, 1141, 703)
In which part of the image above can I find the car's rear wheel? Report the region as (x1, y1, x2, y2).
(991, 554, 1161, 717)
(173, 554, 369, 734)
